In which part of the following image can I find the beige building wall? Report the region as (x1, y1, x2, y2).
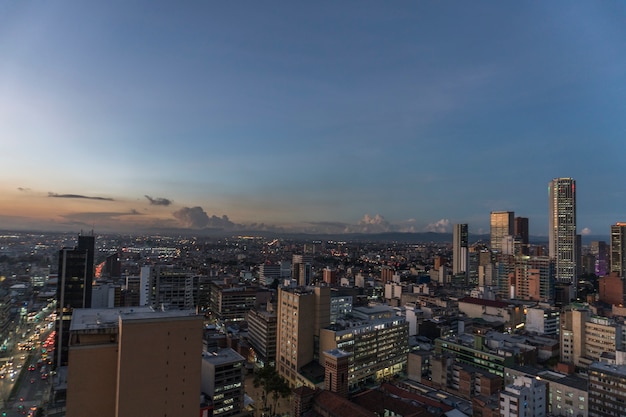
(116, 315, 203, 417)
(67, 343, 118, 417)
(277, 288, 315, 387)
(66, 308, 203, 417)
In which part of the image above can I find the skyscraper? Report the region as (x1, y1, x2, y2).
(514, 217, 529, 255)
(610, 223, 626, 277)
(490, 211, 514, 253)
(276, 286, 330, 387)
(548, 178, 577, 297)
(453, 224, 469, 279)
(56, 233, 95, 367)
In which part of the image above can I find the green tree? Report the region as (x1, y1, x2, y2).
(253, 366, 291, 416)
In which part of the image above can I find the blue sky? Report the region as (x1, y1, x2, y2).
(1, 1, 625, 236)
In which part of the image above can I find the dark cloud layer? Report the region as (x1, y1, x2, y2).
(17, 187, 31, 192)
(145, 195, 172, 206)
(48, 192, 114, 201)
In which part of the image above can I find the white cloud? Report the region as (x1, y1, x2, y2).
(581, 227, 592, 236)
(424, 218, 450, 233)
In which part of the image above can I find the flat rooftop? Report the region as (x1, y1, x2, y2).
(202, 348, 245, 365)
(70, 307, 198, 331)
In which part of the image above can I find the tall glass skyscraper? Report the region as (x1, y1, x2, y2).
(610, 223, 626, 277)
(453, 223, 469, 277)
(549, 178, 577, 291)
(490, 211, 514, 253)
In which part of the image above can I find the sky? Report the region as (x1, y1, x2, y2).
(1, 1, 625, 237)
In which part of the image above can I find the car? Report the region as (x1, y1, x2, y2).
(41, 373, 48, 380)
(28, 365, 35, 371)
(30, 378, 35, 384)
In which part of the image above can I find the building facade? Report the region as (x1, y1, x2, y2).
(610, 223, 626, 277)
(201, 348, 245, 417)
(276, 286, 330, 387)
(499, 375, 547, 417)
(490, 211, 514, 254)
(66, 307, 203, 417)
(453, 223, 469, 279)
(549, 178, 577, 297)
(588, 362, 626, 417)
(247, 303, 277, 367)
(319, 308, 409, 390)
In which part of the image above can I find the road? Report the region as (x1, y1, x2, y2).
(0, 310, 54, 416)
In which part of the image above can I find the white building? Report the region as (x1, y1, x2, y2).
(525, 305, 560, 336)
(500, 375, 547, 417)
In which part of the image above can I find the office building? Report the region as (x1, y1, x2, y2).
(201, 348, 245, 417)
(514, 217, 529, 255)
(56, 233, 95, 367)
(319, 306, 409, 390)
(549, 178, 577, 297)
(589, 362, 626, 417)
(322, 267, 338, 285)
(501, 256, 554, 302)
(453, 224, 469, 280)
(247, 303, 278, 367)
(490, 211, 514, 253)
(259, 262, 281, 287)
(591, 241, 609, 277)
(276, 286, 330, 387)
(610, 223, 626, 277)
(209, 281, 270, 322)
(139, 266, 200, 310)
(292, 254, 313, 286)
(65, 307, 203, 417)
(560, 306, 623, 369)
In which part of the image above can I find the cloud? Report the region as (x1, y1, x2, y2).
(17, 187, 31, 192)
(172, 207, 236, 230)
(144, 195, 172, 206)
(48, 192, 114, 201)
(581, 227, 592, 236)
(344, 214, 392, 233)
(424, 218, 450, 233)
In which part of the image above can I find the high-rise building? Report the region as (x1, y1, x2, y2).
(490, 211, 514, 253)
(507, 256, 554, 302)
(55, 233, 95, 367)
(292, 254, 313, 286)
(276, 286, 330, 387)
(514, 217, 529, 255)
(247, 303, 278, 367)
(65, 307, 203, 417)
(610, 223, 626, 278)
(453, 224, 469, 279)
(549, 178, 577, 297)
(591, 240, 609, 277)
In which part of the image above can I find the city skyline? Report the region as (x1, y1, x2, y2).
(2, 2, 625, 236)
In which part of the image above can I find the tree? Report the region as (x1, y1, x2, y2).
(253, 366, 290, 416)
